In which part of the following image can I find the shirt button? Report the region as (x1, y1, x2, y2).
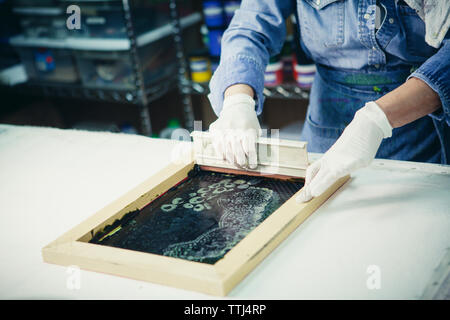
(389, 18, 394, 24)
(316, 0, 320, 5)
(364, 13, 371, 20)
(372, 46, 377, 50)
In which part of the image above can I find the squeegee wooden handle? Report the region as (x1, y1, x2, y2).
(190, 131, 309, 178)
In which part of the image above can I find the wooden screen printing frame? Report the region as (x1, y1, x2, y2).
(42, 149, 349, 296)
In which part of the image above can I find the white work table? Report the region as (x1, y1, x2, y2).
(0, 124, 449, 299)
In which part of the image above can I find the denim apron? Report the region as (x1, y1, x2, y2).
(300, 64, 443, 163)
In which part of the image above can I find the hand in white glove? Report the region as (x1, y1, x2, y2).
(296, 101, 393, 203)
(209, 93, 261, 169)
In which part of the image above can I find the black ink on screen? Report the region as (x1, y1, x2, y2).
(89, 166, 304, 264)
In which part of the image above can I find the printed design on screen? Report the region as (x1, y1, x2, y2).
(162, 180, 279, 263)
(90, 170, 303, 264)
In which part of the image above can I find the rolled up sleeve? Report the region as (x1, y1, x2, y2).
(408, 38, 450, 126)
(208, 0, 294, 116)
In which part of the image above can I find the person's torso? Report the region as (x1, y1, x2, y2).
(295, 0, 438, 72)
(294, 0, 443, 163)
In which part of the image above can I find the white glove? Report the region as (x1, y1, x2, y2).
(209, 93, 261, 169)
(296, 101, 393, 203)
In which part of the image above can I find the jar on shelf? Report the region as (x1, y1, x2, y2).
(189, 51, 212, 83)
(210, 56, 220, 74)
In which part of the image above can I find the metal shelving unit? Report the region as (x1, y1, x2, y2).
(6, 0, 201, 136)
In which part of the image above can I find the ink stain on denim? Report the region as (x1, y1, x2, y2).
(90, 166, 304, 264)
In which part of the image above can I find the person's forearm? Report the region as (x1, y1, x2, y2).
(375, 77, 441, 128)
(224, 84, 254, 98)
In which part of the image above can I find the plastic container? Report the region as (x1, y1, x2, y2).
(71, 1, 171, 39)
(75, 36, 177, 90)
(207, 28, 224, 57)
(264, 57, 283, 87)
(13, 4, 67, 39)
(224, 0, 240, 24)
(189, 54, 211, 83)
(72, 121, 120, 133)
(15, 46, 79, 83)
(202, 0, 225, 28)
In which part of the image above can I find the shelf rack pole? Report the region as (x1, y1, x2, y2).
(122, 0, 152, 136)
(169, 0, 195, 132)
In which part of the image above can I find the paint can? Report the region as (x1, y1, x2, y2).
(189, 55, 212, 83)
(280, 36, 294, 80)
(202, 0, 225, 28)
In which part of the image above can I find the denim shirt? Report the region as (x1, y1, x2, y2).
(208, 0, 450, 127)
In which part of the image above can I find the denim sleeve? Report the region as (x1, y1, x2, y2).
(208, 0, 294, 116)
(408, 37, 450, 126)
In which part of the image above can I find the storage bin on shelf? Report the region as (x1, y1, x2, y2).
(293, 62, 316, 89)
(14, 46, 79, 83)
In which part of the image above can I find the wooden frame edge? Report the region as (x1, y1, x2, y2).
(41, 157, 350, 296)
